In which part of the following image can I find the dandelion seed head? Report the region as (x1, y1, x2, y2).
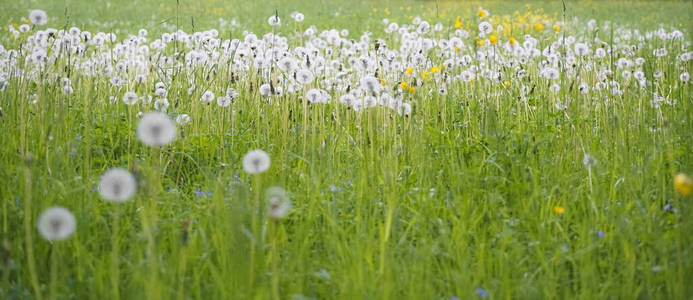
(98, 168, 137, 203)
(29, 10, 48, 26)
(266, 186, 291, 220)
(37, 207, 76, 241)
(242, 149, 270, 174)
(137, 112, 177, 147)
(583, 154, 597, 168)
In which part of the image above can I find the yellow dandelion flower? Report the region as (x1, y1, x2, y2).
(455, 17, 462, 29)
(509, 37, 516, 45)
(400, 82, 408, 90)
(553, 25, 561, 32)
(455, 46, 461, 53)
(504, 80, 511, 87)
(553, 206, 565, 214)
(674, 173, 693, 196)
(535, 23, 545, 31)
(476, 39, 485, 46)
(478, 9, 487, 18)
(406, 67, 414, 75)
(421, 72, 431, 79)
(489, 35, 498, 45)
(380, 79, 386, 86)
(430, 66, 440, 73)
(408, 86, 416, 94)
(373, 8, 378, 13)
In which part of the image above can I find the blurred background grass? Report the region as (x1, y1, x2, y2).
(1, 0, 692, 36)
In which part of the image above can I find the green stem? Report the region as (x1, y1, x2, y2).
(49, 245, 57, 300)
(111, 205, 121, 300)
(23, 160, 42, 300)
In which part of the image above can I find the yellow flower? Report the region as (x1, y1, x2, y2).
(421, 72, 431, 79)
(553, 25, 561, 32)
(476, 39, 485, 46)
(535, 23, 545, 31)
(373, 8, 378, 13)
(504, 80, 511, 87)
(406, 67, 414, 75)
(400, 81, 408, 90)
(509, 37, 516, 46)
(455, 17, 462, 29)
(553, 206, 565, 214)
(478, 9, 487, 18)
(380, 79, 386, 86)
(455, 46, 460, 53)
(674, 173, 693, 196)
(430, 66, 440, 73)
(408, 87, 416, 94)
(489, 35, 498, 45)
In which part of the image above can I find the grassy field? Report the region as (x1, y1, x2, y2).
(1, 0, 692, 299)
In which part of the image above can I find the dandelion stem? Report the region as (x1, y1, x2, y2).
(248, 174, 262, 293)
(49, 245, 57, 300)
(270, 220, 280, 300)
(23, 157, 42, 300)
(110, 205, 121, 300)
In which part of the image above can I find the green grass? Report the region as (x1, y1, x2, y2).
(2, 0, 692, 36)
(1, 0, 692, 299)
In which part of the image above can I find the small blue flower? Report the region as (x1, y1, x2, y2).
(476, 287, 488, 299)
(91, 186, 97, 192)
(598, 231, 605, 238)
(664, 204, 671, 211)
(195, 190, 203, 197)
(205, 191, 212, 197)
(234, 173, 240, 179)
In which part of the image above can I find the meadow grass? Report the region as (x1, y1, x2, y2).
(0, 0, 692, 299)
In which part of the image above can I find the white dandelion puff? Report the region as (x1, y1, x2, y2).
(583, 154, 597, 168)
(123, 91, 138, 105)
(37, 207, 76, 241)
(217, 96, 231, 107)
(259, 83, 272, 97)
(242, 149, 271, 174)
(176, 114, 191, 125)
(478, 21, 492, 35)
(266, 186, 291, 220)
(268, 16, 281, 26)
(98, 168, 137, 203)
(201, 90, 215, 103)
(137, 112, 177, 147)
(29, 10, 48, 26)
(296, 69, 314, 85)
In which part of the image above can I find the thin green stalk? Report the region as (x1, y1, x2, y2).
(110, 205, 121, 300)
(23, 156, 41, 300)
